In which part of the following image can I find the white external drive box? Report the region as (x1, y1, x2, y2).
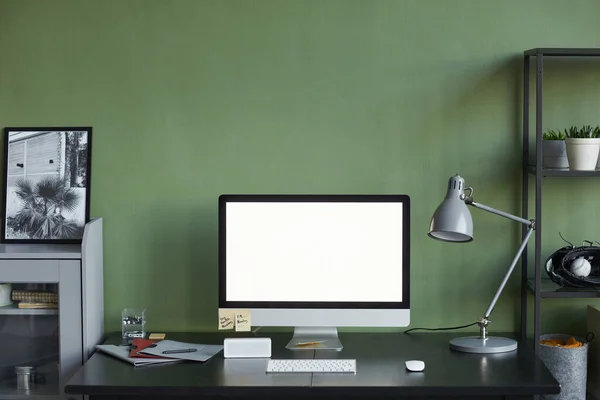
(224, 338, 272, 358)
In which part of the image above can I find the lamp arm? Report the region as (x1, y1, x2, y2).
(464, 198, 535, 318)
(478, 224, 535, 338)
(463, 195, 536, 339)
(467, 200, 534, 228)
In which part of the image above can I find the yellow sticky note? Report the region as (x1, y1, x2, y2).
(235, 310, 251, 332)
(218, 309, 235, 330)
(149, 333, 166, 340)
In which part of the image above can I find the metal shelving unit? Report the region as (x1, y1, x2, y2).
(521, 48, 600, 355)
(527, 279, 600, 299)
(527, 166, 600, 178)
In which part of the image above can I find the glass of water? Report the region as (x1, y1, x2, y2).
(121, 308, 146, 339)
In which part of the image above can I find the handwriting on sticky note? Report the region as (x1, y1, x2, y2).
(218, 310, 235, 330)
(235, 311, 251, 332)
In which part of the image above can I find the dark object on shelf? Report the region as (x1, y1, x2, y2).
(546, 245, 600, 288)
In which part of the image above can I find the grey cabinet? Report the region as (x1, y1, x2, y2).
(0, 218, 104, 399)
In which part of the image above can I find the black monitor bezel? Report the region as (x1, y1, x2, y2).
(218, 194, 410, 310)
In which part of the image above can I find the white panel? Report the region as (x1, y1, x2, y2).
(25, 132, 60, 175)
(0, 260, 59, 282)
(59, 260, 83, 394)
(225, 202, 404, 303)
(81, 218, 104, 359)
(7, 141, 25, 177)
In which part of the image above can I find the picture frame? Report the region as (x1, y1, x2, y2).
(1, 127, 92, 244)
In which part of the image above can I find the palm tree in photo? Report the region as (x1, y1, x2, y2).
(12, 177, 82, 239)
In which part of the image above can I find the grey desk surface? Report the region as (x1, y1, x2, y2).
(65, 331, 560, 398)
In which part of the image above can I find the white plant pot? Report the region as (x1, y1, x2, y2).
(542, 140, 568, 169)
(565, 138, 600, 171)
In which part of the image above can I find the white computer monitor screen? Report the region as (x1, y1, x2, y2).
(222, 197, 407, 305)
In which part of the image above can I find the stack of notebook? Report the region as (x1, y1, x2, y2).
(96, 339, 224, 366)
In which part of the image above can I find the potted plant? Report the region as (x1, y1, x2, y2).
(542, 129, 568, 169)
(565, 125, 600, 171)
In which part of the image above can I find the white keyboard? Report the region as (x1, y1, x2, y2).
(266, 359, 356, 374)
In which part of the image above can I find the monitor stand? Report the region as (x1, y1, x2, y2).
(286, 327, 343, 351)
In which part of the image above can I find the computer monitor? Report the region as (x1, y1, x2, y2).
(218, 194, 410, 350)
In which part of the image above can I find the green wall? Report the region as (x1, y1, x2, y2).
(1, 0, 600, 335)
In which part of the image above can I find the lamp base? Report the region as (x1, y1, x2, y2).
(449, 336, 518, 354)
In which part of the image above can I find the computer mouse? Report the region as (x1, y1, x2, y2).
(405, 360, 425, 372)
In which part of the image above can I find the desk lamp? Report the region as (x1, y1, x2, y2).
(428, 175, 535, 354)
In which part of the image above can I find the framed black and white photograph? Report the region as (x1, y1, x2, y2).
(2, 127, 92, 243)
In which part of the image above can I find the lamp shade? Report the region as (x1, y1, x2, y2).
(428, 175, 473, 242)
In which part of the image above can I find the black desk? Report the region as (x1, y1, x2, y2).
(65, 332, 560, 399)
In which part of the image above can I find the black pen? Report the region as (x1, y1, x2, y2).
(162, 348, 198, 354)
